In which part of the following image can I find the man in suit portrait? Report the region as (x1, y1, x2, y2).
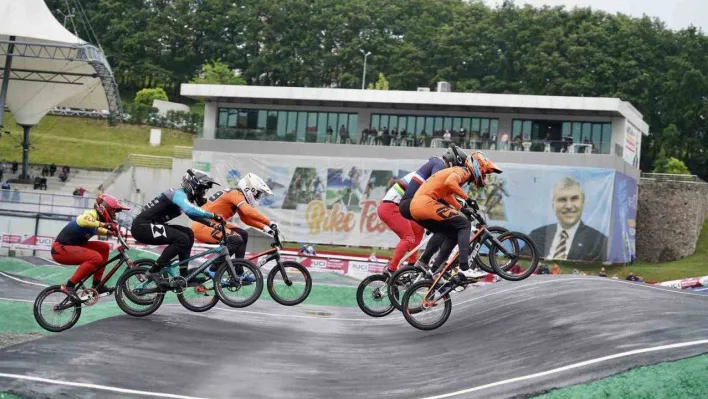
(528, 177, 608, 262)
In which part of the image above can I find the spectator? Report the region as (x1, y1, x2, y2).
(537, 263, 550, 274)
(419, 130, 428, 147)
(368, 252, 378, 262)
(572, 268, 580, 275)
(598, 267, 608, 277)
(381, 129, 391, 146)
(49, 163, 57, 176)
(11, 161, 18, 174)
(500, 132, 509, 150)
(551, 264, 561, 275)
(443, 130, 452, 147)
(41, 165, 49, 177)
(33, 177, 42, 190)
(626, 272, 640, 282)
(59, 171, 68, 182)
(458, 127, 468, 148)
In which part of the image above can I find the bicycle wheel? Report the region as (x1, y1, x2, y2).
(267, 261, 312, 306)
(356, 274, 394, 317)
(115, 268, 165, 317)
(214, 259, 263, 308)
(122, 258, 160, 305)
(388, 265, 427, 311)
(401, 280, 452, 331)
(489, 231, 539, 281)
(474, 226, 508, 274)
(177, 277, 219, 312)
(33, 285, 81, 333)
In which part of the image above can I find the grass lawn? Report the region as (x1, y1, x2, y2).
(0, 112, 195, 169)
(286, 220, 708, 283)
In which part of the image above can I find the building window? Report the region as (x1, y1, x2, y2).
(512, 119, 613, 153)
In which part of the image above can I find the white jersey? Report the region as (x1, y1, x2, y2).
(381, 172, 415, 204)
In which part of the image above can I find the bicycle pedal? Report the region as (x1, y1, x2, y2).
(453, 285, 467, 293)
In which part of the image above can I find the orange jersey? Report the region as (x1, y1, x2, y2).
(413, 167, 471, 210)
(200, 189, 270, 229)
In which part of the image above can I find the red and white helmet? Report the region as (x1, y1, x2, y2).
(237, 173, 273, 205)
(94, 194, 130, 223)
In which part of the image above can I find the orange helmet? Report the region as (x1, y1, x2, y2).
(465, 152, 503, 188)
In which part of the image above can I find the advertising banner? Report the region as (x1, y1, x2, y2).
(1, 234, 54, 251)
(624, 122, 640, 168)
(194, 151, 616, 261)
(609, 172, 638, 263)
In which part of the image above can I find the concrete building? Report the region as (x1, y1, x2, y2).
(182, 84, 648, 171)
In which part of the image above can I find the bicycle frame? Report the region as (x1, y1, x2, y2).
(245, 230, 294, 285)
(421, 216, 515, 307)
(137, 222, 240, 291)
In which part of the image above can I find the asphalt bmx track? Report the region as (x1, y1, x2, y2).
(0, 273, 707, 399)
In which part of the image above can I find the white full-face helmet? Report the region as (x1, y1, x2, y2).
(237, 173, 273, 205)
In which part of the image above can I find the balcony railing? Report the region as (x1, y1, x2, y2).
(213, 127, 611, 154)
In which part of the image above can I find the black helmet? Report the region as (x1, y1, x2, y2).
(181, 169, 219, 206)
(442, 144, 468, 167)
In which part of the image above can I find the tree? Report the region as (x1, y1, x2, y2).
(368, 73, 390, 90)
(134, 88, 168, 107)
(191, 60, 246, 85)
(652, 156, 691, 175)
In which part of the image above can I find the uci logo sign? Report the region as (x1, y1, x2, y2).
(351, 262, 368, 271)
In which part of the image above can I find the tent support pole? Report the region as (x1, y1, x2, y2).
(20, 125, 30, 180)
(0, 36, 16, 130)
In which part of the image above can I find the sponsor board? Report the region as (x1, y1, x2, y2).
(348, 261, 370, 279)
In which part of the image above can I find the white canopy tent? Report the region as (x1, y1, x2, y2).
(0, 0, 121, 179)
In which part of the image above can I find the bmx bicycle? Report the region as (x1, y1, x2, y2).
(400, 203, 540, 331)
(114, 220, 263, 317)
(244, 226, 312, 306)
(33, 226, 155, 332)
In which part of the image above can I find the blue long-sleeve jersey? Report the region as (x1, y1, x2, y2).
(135, 188, 214, 224)
(401, 157, 446, 201)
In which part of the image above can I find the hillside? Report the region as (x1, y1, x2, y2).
(0, 112, 195, 169)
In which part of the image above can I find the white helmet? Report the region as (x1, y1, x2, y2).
(237, 173, 273, 205)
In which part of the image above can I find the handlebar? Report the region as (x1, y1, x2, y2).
(271, 226, 283, 249)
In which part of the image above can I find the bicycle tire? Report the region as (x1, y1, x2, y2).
(267, 261, 312, 306)
(474, 226, 508, 274)
(356, 274, 394, 317)
(401, 280, 452, 331)
(122, 258, 159, 305)
(33, 285, 81, 333)
(114, 268, 165, 317)
(214, 259, 263, 308)
(388, 265, 428, 311)
(177, 279, 219, 312)
(489, 231, 539, 281)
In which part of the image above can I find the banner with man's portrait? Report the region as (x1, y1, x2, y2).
(194, 151, 620, 261)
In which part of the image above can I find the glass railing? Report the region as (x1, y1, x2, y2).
(212, 128, 611, 155)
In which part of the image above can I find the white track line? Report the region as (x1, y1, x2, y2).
(421, 339, 708, 399)
(0, 297, 33, 303)
(0, 373, 209, 399)
(0, 271, 48, 287)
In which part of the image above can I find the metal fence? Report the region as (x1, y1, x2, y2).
(640, 173, 701, 183)
(0, 189, 142, 227)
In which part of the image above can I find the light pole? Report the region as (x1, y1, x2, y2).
(360, 49, 371, 90)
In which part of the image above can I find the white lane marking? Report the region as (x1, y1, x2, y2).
(0, 372, 211, 399)
(421, 339, 708, 399)
(0, 297, 34, 303)
(0, 271, 48, 287)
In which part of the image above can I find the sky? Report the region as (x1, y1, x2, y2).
(485, 0, 707, 32)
